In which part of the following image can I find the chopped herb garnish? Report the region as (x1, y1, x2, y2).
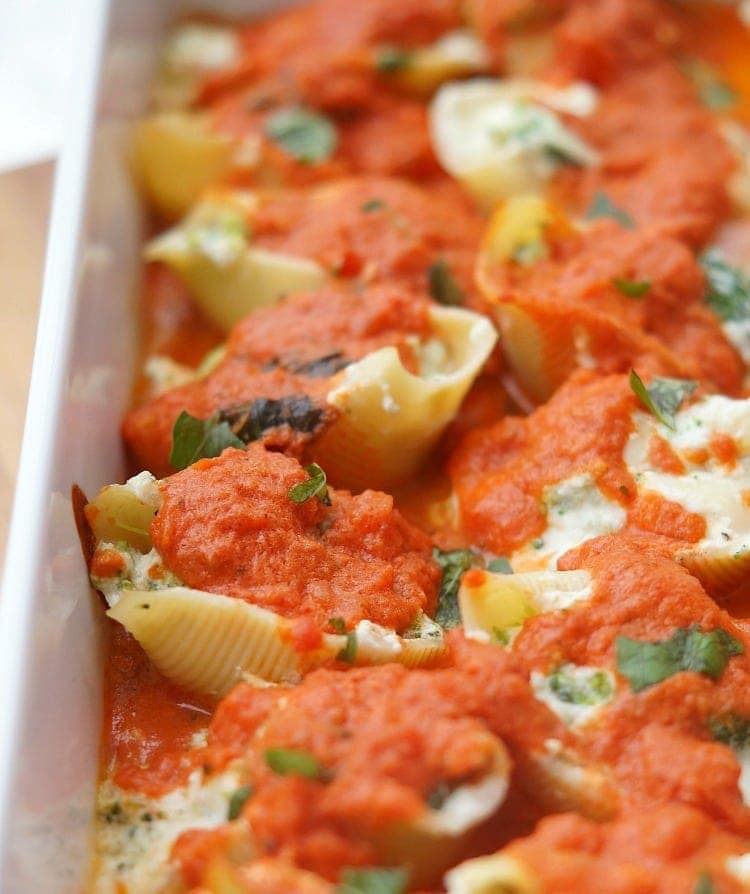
(266, 107, 338, 164)
(169, 410, 244, 470)
(337, 631, 358, 664)
(629, 370, 697, 430)
(532, 538, 545, 550)
(616, 625, 744, 693)
(288, 463, 331, 506)
(548, 667, 615, 705)
(222, 394, 325, 440)
(693, 871, 717, 894)
(337, 867, 409, 894)
(487, 557, 513, 574)
(361, 198, 386, 213)
(584, 191, 635, 229)
(375, 47, 413, 73)
(428, 258, 465, 306)
(426, 783, 452, 810)
(708, 713, 750, 750)
(684, 58, 737, 112)
(701, 249, 750, 322)
(433, 547, 479, 628)
(227, 784, 253, 820)
(264, 355, 350, 379)
(265, 747, 325, 779)
(329, 617, 347, 635)
(492, 626, 510, 645)
(512, 239, 547, 266)
(612, 277, 651, 298)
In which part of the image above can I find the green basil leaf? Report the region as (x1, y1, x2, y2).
(433, 547, 480, 628)
(428, 258, 465, 306)
(693, 871, 717, 894)
(328, 617, 347, 634)
(629, 370, 697, 430)
(548, 667, 615, 705)
(337, 867, 409, 894)
(288, 463, 331, 505)
(612, 277, 651, 298)
(487, 556, 513, 574)
(266, 107, 338, 164)
(708, 713, 750, 750)
(701, 249, 750, 322)
(361, 198, 386, 213)
(616, 625, 744, 693)
(227, 784, 253, 820)
(684, 58, 737, 112)
(264, 748, 325, 779)
(584, 191, 635, 229)
(220, 395, 325, 439)
(169, 410, 245, 471)
(375, 47, 413, 73)
(337, 632, 358, 664)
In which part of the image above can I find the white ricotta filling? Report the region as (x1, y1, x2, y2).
(531, 664, 615, 729)
(124, 471, 162, 510)
(90, 543, 181, 608)
(624, 397, 750, 553)
(426, 29, 489, 70)
(512, 473, 627, 571)
(726, 851, 750, 885)
(93, 766, 242, 894)
(724, 318, 750, 366)
(163, 24, 240, 75)
(429, 78, 599, 207)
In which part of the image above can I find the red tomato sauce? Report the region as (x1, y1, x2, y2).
(151, 445, 440, 632)
(95, 0, 750, 889)
(123, 282, 432, 477)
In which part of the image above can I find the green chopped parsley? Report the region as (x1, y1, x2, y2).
(337, 867, 409, 894)
(433, 547, 479, 628)
(288, 463, 331, 506)
(266, 107, 338, 164)
(428, 258, 465, 306)
(701, 249, 750, 322)
(265, 748, 326, 780)
(629, 371, 697, 430)
(584, 191, 635, 229)
(612, 277, 651, 298)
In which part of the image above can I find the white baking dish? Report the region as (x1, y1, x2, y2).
(0, 2, 293, 891)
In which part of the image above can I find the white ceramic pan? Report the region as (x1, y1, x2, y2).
(0, 3, 292, 891)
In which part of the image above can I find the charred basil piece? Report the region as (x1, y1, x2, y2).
(220, 395, 325, 441)
(264, 352, 350, 378)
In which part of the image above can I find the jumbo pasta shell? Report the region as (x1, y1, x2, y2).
(133, 113, 239, 220)
(107, 588, 447, 696)
(314, 306, 497, 492)
(145, 194, 327, 332)
(444, 854, 541, 894)
(522, 744, 619, 822)
(676, 544, 750, 598)
(490, 303, 577, 404)
(459, 569, 593, 641)
(374, 738, 512, 889)
(85, 475, 160, 553)
(106, 587, 329, 694)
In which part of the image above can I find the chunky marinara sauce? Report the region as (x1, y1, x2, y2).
(92, 2, 750, 892)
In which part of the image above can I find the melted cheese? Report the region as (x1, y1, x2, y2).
(624, 397, 750, 554)
(530, 664, 616, 729)
(429, 78, 599, 209)
(93, 766, 242, 894)
(512, 474, 627, 572)
(90, 544, 181, 607)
